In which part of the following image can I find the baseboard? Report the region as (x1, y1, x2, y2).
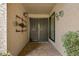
(48, 39, 63, 56)
(30, 41, 49, 43)
(17, 39, 30, 56)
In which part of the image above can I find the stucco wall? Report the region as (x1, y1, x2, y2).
(7, 4, 29, 55)
(49, 4, 79, 55)
(0, 3, 7, 53)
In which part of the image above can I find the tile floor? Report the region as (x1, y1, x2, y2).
(19, 42, 61, 56)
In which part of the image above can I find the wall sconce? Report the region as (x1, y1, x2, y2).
(55, 10, 64, 20)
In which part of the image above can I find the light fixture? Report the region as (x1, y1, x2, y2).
(55, 10, 64, 20)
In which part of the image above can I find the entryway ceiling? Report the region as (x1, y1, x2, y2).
(23, 3, 56, 14)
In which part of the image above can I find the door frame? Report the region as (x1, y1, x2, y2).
(49, 12, 55, 42)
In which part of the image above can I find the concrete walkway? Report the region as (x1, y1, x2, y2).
(19, 42, 61, 56)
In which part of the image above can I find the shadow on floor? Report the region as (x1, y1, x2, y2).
(18, 42, 41, 56)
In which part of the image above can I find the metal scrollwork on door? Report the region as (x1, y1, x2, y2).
(15, 15, 27, 32)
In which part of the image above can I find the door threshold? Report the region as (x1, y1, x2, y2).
(30, 42, 49, 43)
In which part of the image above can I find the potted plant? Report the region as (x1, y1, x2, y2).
(0, 51, 12, 56)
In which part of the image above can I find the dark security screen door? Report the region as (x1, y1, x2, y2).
(30, 19, 38, 41)
(30, 18, 48, 42)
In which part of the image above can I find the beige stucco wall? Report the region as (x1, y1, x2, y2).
(49, 4, 79, 55)
(7, 4, 29, 55)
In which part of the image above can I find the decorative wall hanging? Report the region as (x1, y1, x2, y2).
(15, 15, 27, 32)
(23, 12, 28, 17)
